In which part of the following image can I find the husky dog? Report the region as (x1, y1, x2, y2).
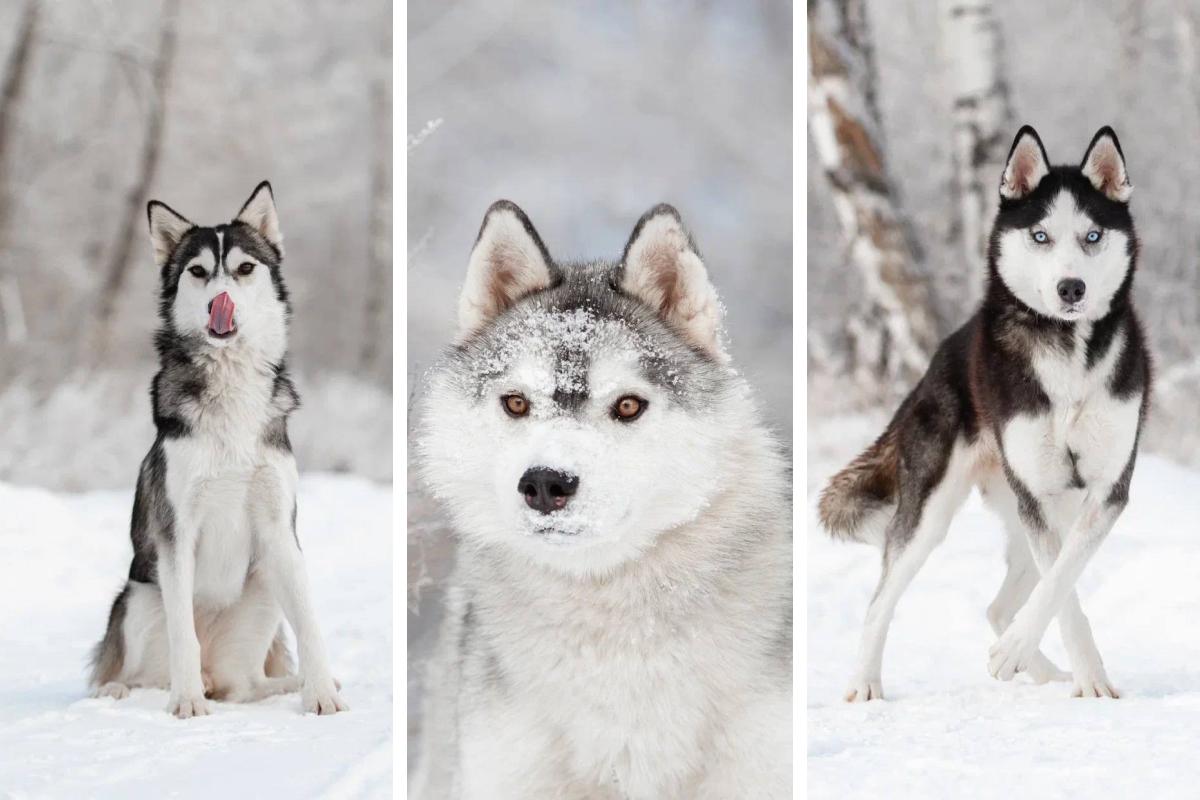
(413, 202, 792, 799)
(820, 126, 1150, 702)
(88, 182, 346, 718)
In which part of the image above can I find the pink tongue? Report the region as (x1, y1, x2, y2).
(208, 292, 236, 335)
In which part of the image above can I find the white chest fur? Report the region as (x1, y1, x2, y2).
(1002, 323, 1141, 497)
(162, 350, 292, 609)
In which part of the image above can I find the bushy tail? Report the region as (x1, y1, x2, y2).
(88, 584, 130, 688)
(818, 428, 899, 545)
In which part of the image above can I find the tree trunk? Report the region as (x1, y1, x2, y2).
(808, 0, 938, 395)
(0, 0, 40, 347)
(93, 0, 179, 359)
(941, 0, 1013, 281)
(360, 7, 392, 380)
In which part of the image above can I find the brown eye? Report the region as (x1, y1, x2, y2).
(237, 262, 255, 276)
(188, 265, 206, 278)
(502, 394, 529, 418)
(613, 395, 646, 421)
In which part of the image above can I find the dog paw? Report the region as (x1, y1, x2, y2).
(93, 681, 130, 700)
(302, 679, 348, 715)
(843, 677, 883, 703)
(167, 693, 211, 719)
(1071, 674, 1120, 699)
(1023, 651, 1072, 684)
(988, 625, 1039, 681)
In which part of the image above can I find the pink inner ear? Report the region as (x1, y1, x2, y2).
(1089, 149, 1122, 192)
(1009, 147, 1041, 194)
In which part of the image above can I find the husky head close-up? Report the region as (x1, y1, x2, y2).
(419, 201, 767, 576)
(990, 125, 1137, 323)
(147, 181, 291, 359)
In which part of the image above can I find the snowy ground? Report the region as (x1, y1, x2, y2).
(808, 414, 1200, 799)
(0, 474, 393, 798)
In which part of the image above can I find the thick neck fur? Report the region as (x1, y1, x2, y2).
(151, 326, 299, 457)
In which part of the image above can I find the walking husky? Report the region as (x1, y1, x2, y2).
(414, 202, 792, 799)
(88, 182, 346, 717)
(820, 126, 1150, 702)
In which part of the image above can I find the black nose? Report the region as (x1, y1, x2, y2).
(518, 467, 579, 514)
(1057, 278, 1086, 304)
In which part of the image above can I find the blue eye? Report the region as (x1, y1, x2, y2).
(1032, 230, 1048, 243)
(1086, 230, 1102, 243)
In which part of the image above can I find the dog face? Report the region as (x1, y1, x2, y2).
(420, 201, 746, 576)
(991, 126, 1137, 322)
(147, 182, 290, 359)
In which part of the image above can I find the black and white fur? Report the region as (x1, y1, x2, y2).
(88, 183, 347, 717)
(820, 126, 1150, 702)
(413, 202, 792, 798)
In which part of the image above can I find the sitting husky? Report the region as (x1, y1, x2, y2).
(820, 126, 1150, 702)
(414, 202, 792, 799)
(88, 183, 346, 717)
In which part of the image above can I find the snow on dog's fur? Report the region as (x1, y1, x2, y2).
(88, 183, 346, 718)
(820, 126, 1151, 702)
(413, 201, 792, 799)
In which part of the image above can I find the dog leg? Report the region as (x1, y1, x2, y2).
(159, 540, 209, 718)
(988, 493, 1123, 696)
(256, 459, 346, 715)
(845, 441, 973, 702)
(204, 570, 289, 702)
(980, 476, 1070, 683)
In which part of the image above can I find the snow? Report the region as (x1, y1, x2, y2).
(0, 473, 393, 798)
(807, 416, 1200, 798)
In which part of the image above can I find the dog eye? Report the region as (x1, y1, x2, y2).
(188, 265, 206, 278)
(1031, 230, 1049, 244)
(1085, 229, 1102, 243)
(502, 394, 529, 418)
(237, 262, 255, 276)
(612, 395, 646, 422)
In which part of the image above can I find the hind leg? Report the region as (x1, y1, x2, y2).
(94, 580, 171, 698)
(203, 571, 295, 703)
(980, 476, 1070, 683)
(845, 441, 974, 702)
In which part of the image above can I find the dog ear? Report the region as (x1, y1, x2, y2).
(1000, 126, 1051, 200)
(146, 201, 194, 268)
(1081, 126, 1133, 203)
(619, 204, 725, 360)
(458, 200, 558, 338)
(236, 181, 284, 256)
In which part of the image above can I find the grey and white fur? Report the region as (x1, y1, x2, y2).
(88, 182, 347, 718)
(820, 126, 1151, 702)
(413, 201, 792, 799)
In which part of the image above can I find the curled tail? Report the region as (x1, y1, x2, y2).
(818, 427, 899, 545)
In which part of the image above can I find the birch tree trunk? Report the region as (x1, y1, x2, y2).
(93, 0, 180, 358)
(0, 0, 39, 348)
(808, 0, 938, 394)
(940, 0, 1013, 279)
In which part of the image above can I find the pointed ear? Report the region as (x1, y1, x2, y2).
(1081, 126, 1133, 203)
(1000, 125, 1051, 200)
(146, 201, 194, 268)
(618, 204, 724, 360)
(236, 180, 284, 256)
(457, 200, 558, 338)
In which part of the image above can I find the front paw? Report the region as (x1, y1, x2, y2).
(167, 693, 210, 719)
(988, 624, 1040, 681)
(843, 675, 884, 703)
(302, 678, 348, 715)
(1071, 672, 1120, 699)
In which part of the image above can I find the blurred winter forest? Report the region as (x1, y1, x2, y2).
(407, 0, 791, 765)
(0, 0, 392, 490)
(808, 0, 1200, 462)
